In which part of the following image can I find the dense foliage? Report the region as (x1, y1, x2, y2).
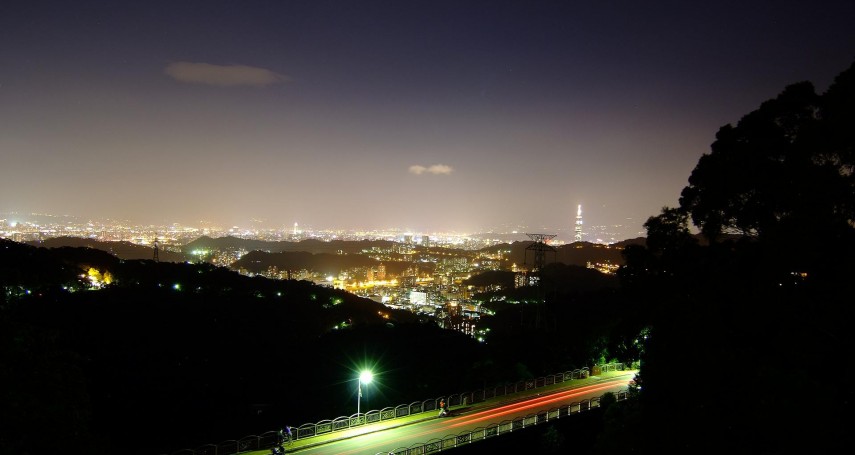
(604, 62, 855, 453)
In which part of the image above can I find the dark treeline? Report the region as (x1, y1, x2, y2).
(233, 249, 379, 275)
(590, 61, 855, 453)
(28, 236, 189, 262)
(470, 264, 635, 381)
(183, 236, 398, 256)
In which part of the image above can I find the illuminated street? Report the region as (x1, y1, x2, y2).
(276, 372, 634, 455)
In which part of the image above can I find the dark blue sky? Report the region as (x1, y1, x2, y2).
(2, 1, 854, 238)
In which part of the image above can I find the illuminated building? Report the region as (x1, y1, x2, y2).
(514, 272, 528, 288)
(409, 290, 427, 306)
(574, 204, 583, 242)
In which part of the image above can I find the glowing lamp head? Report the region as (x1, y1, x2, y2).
(359, 370, 373, 384)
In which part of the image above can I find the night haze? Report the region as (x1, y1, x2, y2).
(2, 1, 854, 235)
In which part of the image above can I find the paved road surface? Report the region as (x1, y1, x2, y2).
(291, 372, 634, 455)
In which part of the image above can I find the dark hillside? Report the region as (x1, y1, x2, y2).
(28, 236, 187, 262)
(183, 236, 396, 255)
(1, 240, 421, 454)
(232, 249, 378, 275)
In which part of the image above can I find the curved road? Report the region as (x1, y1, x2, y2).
(290, 372, 635, 455)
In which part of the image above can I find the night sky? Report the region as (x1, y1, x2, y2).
(2, 1, 854, 237)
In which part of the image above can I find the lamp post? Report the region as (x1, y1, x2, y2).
(357, 370, 373, 416)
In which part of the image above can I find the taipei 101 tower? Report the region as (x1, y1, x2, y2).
(574, 204, 583, 243)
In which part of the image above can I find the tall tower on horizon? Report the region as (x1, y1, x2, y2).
(574, 204, 583, 243)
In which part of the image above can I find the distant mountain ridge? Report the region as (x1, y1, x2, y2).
(480, 240, 633, 267)
(183, 236, 396, 255)
(22, 235, 658, 273)
(233, 250, 378, 275)
(26, 236, 187, 262)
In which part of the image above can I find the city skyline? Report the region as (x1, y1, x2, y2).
(2, 1, 854, 233)
(0, 203, 639, 245)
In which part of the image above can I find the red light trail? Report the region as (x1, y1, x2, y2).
(331, 376, 631, 455)
(448, 379, 627, 427)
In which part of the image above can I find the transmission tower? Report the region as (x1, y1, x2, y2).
(153, 236, 160, 262)
(524, 233, 556, 330)
(525, 233, 557, 272)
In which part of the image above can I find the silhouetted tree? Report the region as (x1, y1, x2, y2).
(642, 207, 695, 255)
(680, 63, 855, 252)
(606, 61, 855, 453)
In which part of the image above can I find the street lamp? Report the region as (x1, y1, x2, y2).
(357, 370, 373, 415)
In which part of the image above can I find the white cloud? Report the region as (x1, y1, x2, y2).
(427, 164, 453, 175)
(409, 164, 453, 175)
(164, 61, 287, 87)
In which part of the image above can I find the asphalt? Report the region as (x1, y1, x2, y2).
(248, 370, 637, 454)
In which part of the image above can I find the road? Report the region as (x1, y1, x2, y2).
(288, 371, 635, 455)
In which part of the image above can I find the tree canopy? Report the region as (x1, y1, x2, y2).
(610, 61, 855, 453)
(680, 62, 855, 247)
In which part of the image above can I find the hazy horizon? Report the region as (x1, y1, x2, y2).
(0, 209, 651, 243)
(3, 1, 854, 234)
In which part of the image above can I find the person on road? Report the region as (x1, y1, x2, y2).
(278, 425, 293, 445)
(438, 399, 447, 417)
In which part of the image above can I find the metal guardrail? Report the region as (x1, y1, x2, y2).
(161, 363, 627, 455)
(377, 389, 631, 455)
